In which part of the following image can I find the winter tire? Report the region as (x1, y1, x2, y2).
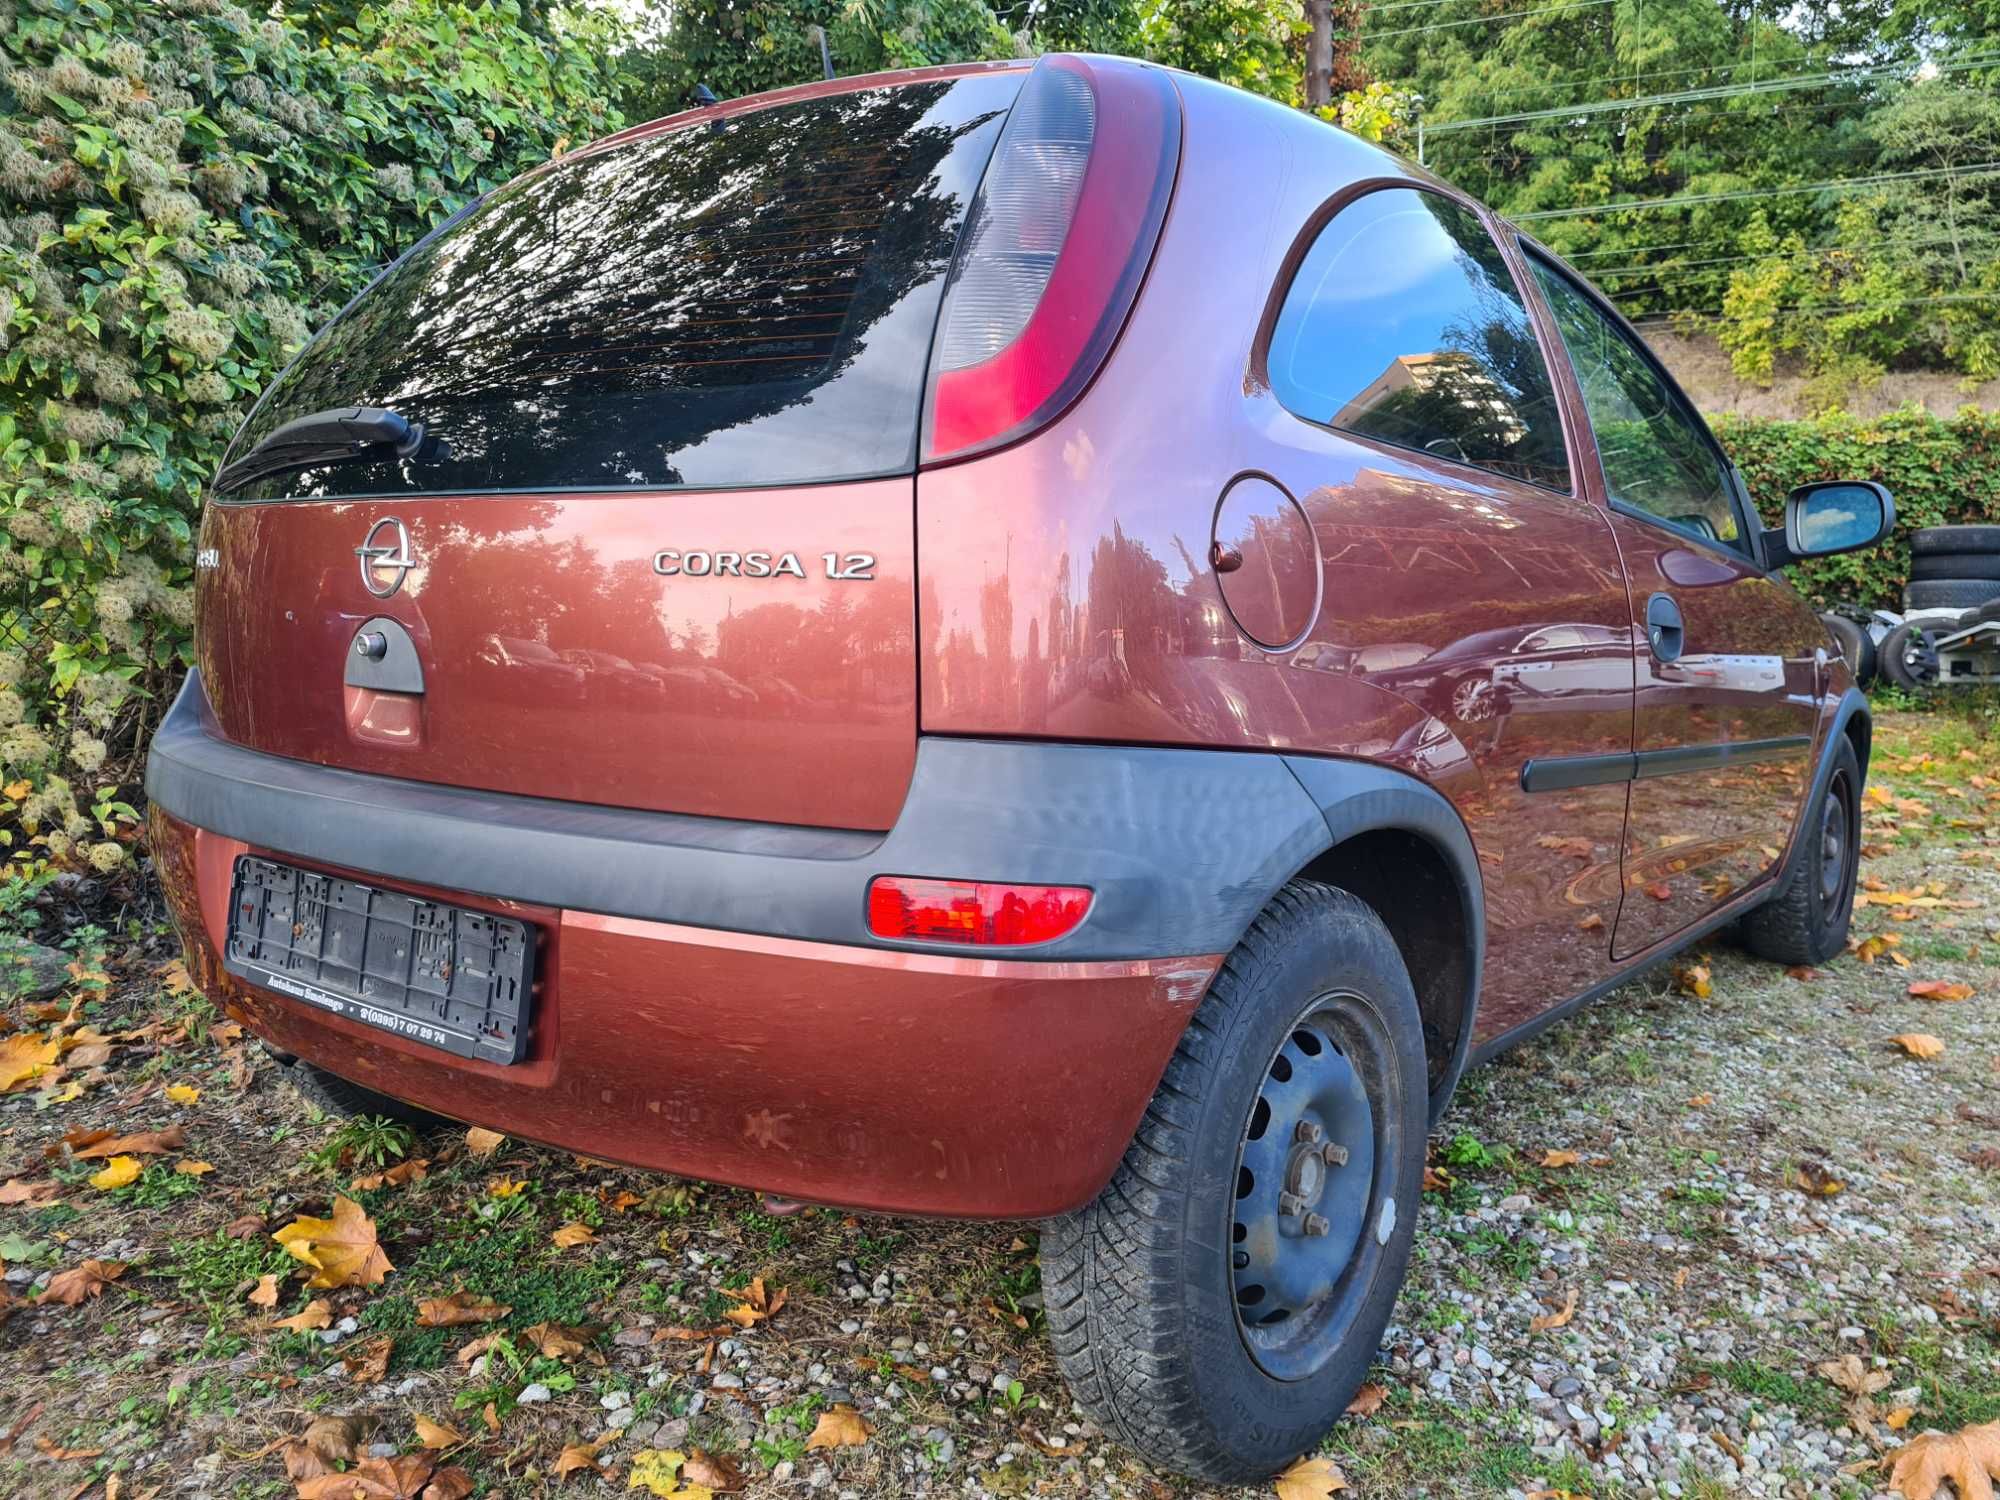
(1041, 882, 1426, 1484)
(1879, 620, 1940, 692)
(1904, 579, 2000, 611)
(1817, 613, 1875, 688)
(1738, 735, 1861, 966)
(1910, 525, 2000, 557)
(288, 1062, 447, 1129)
(1910, 552, 2000, 581)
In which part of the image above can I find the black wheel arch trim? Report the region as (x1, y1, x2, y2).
(1766, 687, 1870, 905)
(1280, 754, 1486, 1121)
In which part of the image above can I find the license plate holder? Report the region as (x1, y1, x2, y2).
(224, 856, 534, 1065)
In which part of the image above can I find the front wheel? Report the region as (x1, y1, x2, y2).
(1738, 736, 1861, 966)
(1041, 883, 1426, 1483)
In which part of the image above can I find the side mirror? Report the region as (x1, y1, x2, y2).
(1786, 480, 1895, 558)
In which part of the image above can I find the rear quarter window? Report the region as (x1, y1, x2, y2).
(1266, 187, 1571, 493)
(221, 73, 1021, 500)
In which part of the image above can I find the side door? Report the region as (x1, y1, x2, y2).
(1251, 186, 1640, 1041)
(1523, 253, 1821, 958)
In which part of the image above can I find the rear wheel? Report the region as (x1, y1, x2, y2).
(1041, 883, 1425, 1483)
(1739, 736, 1860, 966)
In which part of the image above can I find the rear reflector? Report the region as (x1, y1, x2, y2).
(867, 876, 1093, 946)
(923, 55, 1181, 463)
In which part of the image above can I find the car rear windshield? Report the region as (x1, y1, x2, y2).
(219, 73, 1022, 501)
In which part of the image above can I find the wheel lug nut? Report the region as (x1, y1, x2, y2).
(1294, 1120, 1323, 1145)
(1321, 1141, 1349, 1167)
(1303, 1212, 1330, 1237)
(1278, 1190, 1306, 1217)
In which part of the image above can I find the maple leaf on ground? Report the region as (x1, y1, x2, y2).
(1887, 1418, 2000, 1499)
(174, 1159, 214, 1177)
(723, 1276, 786, 1329)
(351, 1158, 427, 1192)
(1890, 1034, 1946, 1060)
(415, 1291, 510, 1329)
(0, 1178, 58, 1205)
(628, 1449, 717, 1498)
(37, 1258, 126, 1306)
(463, 1127, 505, 1159)
(0, 1032, 61, 1093)
(165, 1083, 201, 1105)
(274, 1197, 393, 1288)
(1273, 1455, 1349, 1499)
(521, 1321, 601, 1362)
(248, 1273, 280, 1308)
(1798, 1162, 1846, 1198)
(87, 1155, 141, 1191)
(682, 1450, 746, 1492)
(804, 1406, 872, 1450)
(551, 1222, 597, 1248)
(74, 1125, 187, 1159)
(553, 1436, 609, 1480)
(1539, 1149, 1580, 1169)
(1343, 1383, 1387, 1418)
(297, 1452, 470, 1500)
(273, 1415, 364, 1482)
(1909, 980, 1976, 1002)
(1530, 1288, 1578, 1333)
(412, 1414, 465, 1449)
(343, 1334, 395, 1384)
(273, 1298, 334, 1332)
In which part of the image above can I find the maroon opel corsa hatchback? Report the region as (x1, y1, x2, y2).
(148, 54, 1894, 1479)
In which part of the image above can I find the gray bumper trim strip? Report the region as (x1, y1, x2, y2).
(145, 672, 1335, 962)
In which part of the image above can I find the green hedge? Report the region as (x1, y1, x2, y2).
(1714, 407, 2000, 610)
(0, 0, 624, 871)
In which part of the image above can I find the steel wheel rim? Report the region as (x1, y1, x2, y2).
(1229, 991, 1397, 1381)
(1820, 769, 1855, 912)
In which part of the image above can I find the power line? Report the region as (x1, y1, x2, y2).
(1512, 161, 2000, 221)
(1423, 51, 2000, 136)
(1616, 291, 2000, 314)
(1364, 0, 1614, 43)
(1588, 232, 1970, 281)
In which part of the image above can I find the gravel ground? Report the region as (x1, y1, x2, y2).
(1, 709, 1996, 1499)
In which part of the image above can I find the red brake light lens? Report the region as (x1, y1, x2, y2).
(867, 876, 1093, 946)
(922, 55, 1181, 463)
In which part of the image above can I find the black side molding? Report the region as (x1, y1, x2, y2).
(1522, 734, 1814, 794)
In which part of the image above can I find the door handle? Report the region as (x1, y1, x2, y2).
(1646, 593, 1684, 663)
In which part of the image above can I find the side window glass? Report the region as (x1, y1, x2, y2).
(1526, 257, 1741, 551)
(1268, 188, 1571, 492)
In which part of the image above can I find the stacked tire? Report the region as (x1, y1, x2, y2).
(1906, 526, 2000, 612)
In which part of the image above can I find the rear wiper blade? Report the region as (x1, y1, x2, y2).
(214, 405, 431, 494)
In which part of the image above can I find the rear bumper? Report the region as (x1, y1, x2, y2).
(144, 674, 1322, 1217)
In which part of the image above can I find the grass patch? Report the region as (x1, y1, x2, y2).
(1699, 1358, 1843, 1422)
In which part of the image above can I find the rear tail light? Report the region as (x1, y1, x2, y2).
(922, 55, 1181, 463)
(867, 876, 1093, 947)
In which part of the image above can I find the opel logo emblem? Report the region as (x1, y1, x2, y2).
(355, 517, 415, 598)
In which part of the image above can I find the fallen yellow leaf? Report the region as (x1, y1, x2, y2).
(1909, 980, 1976, 1002)
(1676, 963, 1713, 999)
(248, 1273, 280, 1308)
(0, 1032, 61, 1094)
(1887, 1416, 2000, 1499)
(88, 1155, 141, 1191)
(464, 1127, 505, 1158)
(273, 1196, 393, 1289)
(1274, 1455, 1349, 1499)
(174, 1159, 214, 1176)
(165, 1084, 201, 1105)
(1540, 1149, 1580, 1169)
(413, 1414, 466, 1449)
(1890, 1033, 1946, 1060)
(273, 1298, 334, 1332)
(627, 1449, 713, 1498)
(487, 1176, 528, 1199)
(552, 1222, 598, 1249)
(804, 1405, 872, 1450)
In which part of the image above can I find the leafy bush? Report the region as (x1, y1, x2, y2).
(1715, 407, 2000, 608)
(0, 0, 625, 872)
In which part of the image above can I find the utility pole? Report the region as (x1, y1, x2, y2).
(1305, 0, 1334, 110)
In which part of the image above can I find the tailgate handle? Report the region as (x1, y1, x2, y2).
(346, 617, 424, 694)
